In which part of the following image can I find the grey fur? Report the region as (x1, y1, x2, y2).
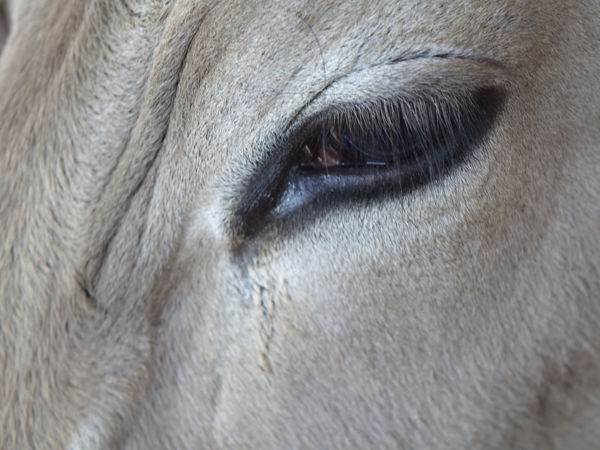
(0, 0, 599, 449)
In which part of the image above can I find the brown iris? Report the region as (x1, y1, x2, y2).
(299, 125, 397, 170)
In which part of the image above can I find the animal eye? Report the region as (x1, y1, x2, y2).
(233, 87, 504, 241)
(294, 87, 502, 179)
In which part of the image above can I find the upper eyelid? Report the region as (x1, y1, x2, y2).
(284, 52, 509, 137)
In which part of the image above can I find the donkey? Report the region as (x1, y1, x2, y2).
(1, 0, 599, 448)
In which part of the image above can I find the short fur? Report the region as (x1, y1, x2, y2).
(0, 1, 599, 449)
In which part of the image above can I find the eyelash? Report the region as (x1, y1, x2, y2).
(295, 89, 493, 176)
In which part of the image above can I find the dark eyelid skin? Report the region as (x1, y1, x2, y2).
(229, 79, 506, 252)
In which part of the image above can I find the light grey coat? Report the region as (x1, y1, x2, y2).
(1, 0, 599, 448)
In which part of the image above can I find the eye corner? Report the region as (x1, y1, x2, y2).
(473, 85, 507, 123)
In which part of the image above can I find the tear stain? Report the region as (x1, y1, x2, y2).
(247, 246, 287, 375)
(258, 283, 275, 374)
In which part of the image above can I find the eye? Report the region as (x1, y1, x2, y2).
(294, 87, 503, 178)
(232, 87, 504, 242)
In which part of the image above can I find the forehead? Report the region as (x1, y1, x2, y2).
(189, 0, 561, 77)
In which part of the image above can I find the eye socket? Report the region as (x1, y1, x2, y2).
(232, 86, 505, 243)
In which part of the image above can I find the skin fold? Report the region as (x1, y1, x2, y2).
(0, 1, 599, 448)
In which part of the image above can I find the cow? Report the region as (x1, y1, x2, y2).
(1, 0, 599, 448)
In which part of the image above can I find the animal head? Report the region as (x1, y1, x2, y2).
(1, 1, 599, 448)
